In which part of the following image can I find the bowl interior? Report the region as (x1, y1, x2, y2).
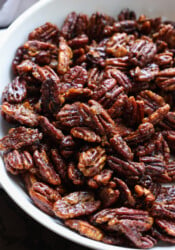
(0, 0, 175, 249)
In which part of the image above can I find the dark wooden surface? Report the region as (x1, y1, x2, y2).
(0, 189, 89, 250)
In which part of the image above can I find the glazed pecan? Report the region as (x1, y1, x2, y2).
(87, 169, 113, 189)
(137, 90, 166, 115)
(118, 9, 136, 21)
(130, 63, 159, 82)
(153, 24, 175, 48)
(78, 146, 106, 177)
(91, 79, 124, 109)
(0, 127, 42, 151)
(33, 149, 61, 185)
(2, 77, 27, 104)
(59, 135, 76, 159)
(65, 220, 104, 241)
(142, 104, 170, 125)
(91, 207, 153, 248)
(57, 37, 73, 74)
(50, 149, 68, 183)
(105, 67, 132, 93)
(87, 67, 105, 91)
(70, 127, 101, 143)
(61, 12, 88, 39)
(1, 101, 39, 127)
(105, 57, 130, 72)
(67, 162, 84, 186)
(4, 149, 33, 175)
(108, 155, 145, 177)
(110, 134, 133, 160)
(29, 181, 61, 216)
(156, 67, 175, 91)
(124, 122, 155, 145)
(39, 116, 64, 143)
(98, 186, 120, 208)
(129, 39, 157, 67)
(53, 191, 101, 219)
(88, 12, 114, 41)
(28, 22, 59, 44)
(151, 186, 175, 219)
(104, 20, 138, 36)
(122, 96, 144, 127)
(154, 51, 173, 68)
(13, 40, 58, 72)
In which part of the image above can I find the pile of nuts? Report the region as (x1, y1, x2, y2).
(1, 8, 175, 248)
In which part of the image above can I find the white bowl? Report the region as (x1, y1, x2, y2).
(0, 0, 175, 249)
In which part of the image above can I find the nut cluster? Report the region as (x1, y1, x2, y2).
(1, 8, 175, 249)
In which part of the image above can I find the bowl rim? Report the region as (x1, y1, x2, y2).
(0, 0, 132, 249)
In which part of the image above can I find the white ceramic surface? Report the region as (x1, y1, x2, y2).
(0, 0, 175, 249)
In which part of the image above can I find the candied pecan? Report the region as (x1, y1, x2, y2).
(41, 78, 61, 116)
(108, 155, 145, 177)
(105, 57, 130, 72)
(28, 22, 59, 44)
(154, 51, 173, 68)
(86, 40, 106, 67)
(62, 65, 88, 88)
(33, 149, 61, 185)
(4, 149, 33, 175)
(135, 185, 155, 204)
(87, 68, 105, 91)
(1, 101, 39, 127)
(56, 102, 82, 128)
(105, 67, 132, 93)
(129, 39, 157, 67)
(139, 155, 167, 181)
(65, 220, 104, 241)
(98, 186, 120, 208)
(114, 177, 135, 206)
(67, 162, 84, 186)
(152, 227, 175, 244)
(91, 207, 153, 248)
(88, 12, 114, 41)
(57, 37, 73, 74)
(39, 116, 64, 143)
(142, 104, 170, 125)
(0, 127, 42, 151)
(104, 20, 138, 35)
(50, 149, 68, 183)
(137, 90, 166, 115)
(159, 111, 175, 130)
(87, 169, 113, 189)
(68, 34, 89, 49)
(13, 40, 58, 72)
(151, 186, 175, 219)
(156, 67, 175, 91)
(124, 122, 155, 145)
(70, 127, 101, 143)
(166, 160, 175, 181)
(2, 77, 27, 104)
(23, 172, 38, 191)
(136, 132, 170, 161)
(122, 96, 144, 127)
(91, 79, 124, 109)
(59, 135, 76, 159)
(61, 12, 88, 39)
(53, 191, 101, 219)
(130, 63, 159, 82)
(78, 146, 106, 177)
(155, 218, 175, 237)
(153, 24, 175, 48)
(118, 9, 136, 21)
(107, 94, 127, 119)
(29, 181, 61, 216)
(110, 134, 133, 160)
(85, 100, 116, 137)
